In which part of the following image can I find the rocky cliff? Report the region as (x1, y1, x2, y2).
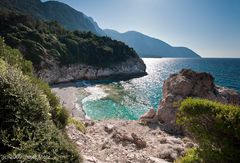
(141, 69, 240, 134)
(39, 58, 146, 84)
(157, 69, 240, 133)
(0, 13, 147, 84)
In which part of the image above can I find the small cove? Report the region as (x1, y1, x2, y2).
(73, 58, 240, 120)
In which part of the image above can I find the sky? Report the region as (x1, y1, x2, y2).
(43, 0, 240, 58)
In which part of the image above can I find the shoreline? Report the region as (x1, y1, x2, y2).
(50, 72, 148, 121)
(51, 82, 86, 120)
(49, 72, 147, 85)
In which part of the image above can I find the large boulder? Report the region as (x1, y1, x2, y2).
(140, 108, 156, 123)
(157, 69, 240, 133)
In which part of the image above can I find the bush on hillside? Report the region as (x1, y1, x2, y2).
(0, 12, 139, 69)
(175, 148, 201, 163)
(0, 122, 80, 162)
(0, 37, 32, 75)
(0, 59, 81, 162)
(177, 98, 240, 163)
(0, 37, 69, 129)
(68, 117, 86, 133)
(0, 60, 50, 142)
(0, 38, 81, 162)
(30, 77, 69, 129)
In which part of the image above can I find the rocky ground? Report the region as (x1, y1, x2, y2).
(66, 120, 195, 163)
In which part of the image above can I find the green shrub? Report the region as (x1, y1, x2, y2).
(51, 105, 70, 129)
(0, 122, 81, 163)
(177, 98, 240, 163)
(0, 37, 33, 75)
(0, 60, 50, 139)
(175, 148, 201, 163)
(30, 77, 69, 129)
(0, 59, 81, 162)
(68, 118, 86, 133)
(0, 37, 69, 129)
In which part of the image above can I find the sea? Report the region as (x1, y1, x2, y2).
(74, 58, 240, 120)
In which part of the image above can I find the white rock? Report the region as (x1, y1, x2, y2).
(149, 156, 170, 163)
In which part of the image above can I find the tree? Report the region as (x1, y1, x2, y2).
(177, 98, 240, 163)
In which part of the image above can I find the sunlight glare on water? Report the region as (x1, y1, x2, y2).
(76, 58, 240, 120)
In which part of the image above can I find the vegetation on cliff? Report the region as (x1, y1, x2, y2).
(177, 98, 240, 163)
(0, 12, 139, 72)
(0, 38, 82, 162)
(0, 0, 104, 35)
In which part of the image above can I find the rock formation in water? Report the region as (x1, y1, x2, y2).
(141, 69, 240, 133)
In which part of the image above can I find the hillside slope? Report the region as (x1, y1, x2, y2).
(104, 29, 201, 58)
(0, 13, 146, 83)
(0, 0, 104, 35)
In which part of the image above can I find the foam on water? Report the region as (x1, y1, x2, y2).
(75, 58, 240, 120)
(82, 86, 107, 103)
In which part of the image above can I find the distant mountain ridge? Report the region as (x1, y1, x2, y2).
(0, 0, 104, 35)
(0, 0, 200, 58)
(104, 29, 200, 58)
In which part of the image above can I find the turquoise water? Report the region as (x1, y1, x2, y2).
(76, 58, 240, 120)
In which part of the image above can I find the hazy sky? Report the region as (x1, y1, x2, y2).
(43, 0, 240, 58)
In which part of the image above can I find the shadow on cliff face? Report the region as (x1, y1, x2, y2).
(51, 72, 147, 88)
